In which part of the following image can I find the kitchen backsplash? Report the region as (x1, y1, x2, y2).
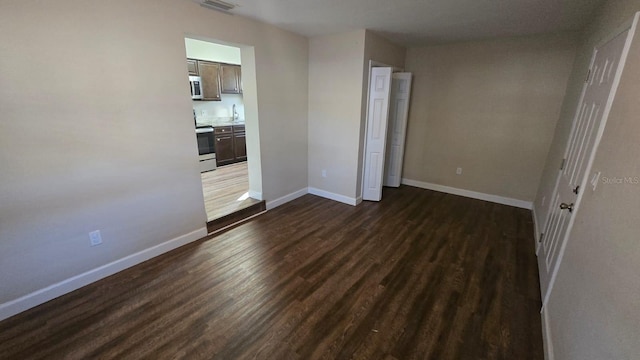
(192, 93, 245, 123)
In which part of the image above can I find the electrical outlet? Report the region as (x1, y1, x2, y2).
(89, 230, 102, 247)
(321, 169, 327, 178)
(456, 167, 463, 175)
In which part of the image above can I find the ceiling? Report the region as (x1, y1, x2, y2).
(221, 0, 606, 46)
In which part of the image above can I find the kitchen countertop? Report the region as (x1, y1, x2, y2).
(196, 117, 244, 127)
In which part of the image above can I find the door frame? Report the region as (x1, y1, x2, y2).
(185, 36, 264, 221)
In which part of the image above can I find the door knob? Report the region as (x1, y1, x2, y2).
(573, 185, 580, 195)
(560, 203, 574, 213)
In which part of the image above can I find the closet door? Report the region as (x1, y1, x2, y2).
(362, 67, 393, 202)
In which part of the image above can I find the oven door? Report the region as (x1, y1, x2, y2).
(196, 127, 215, 155)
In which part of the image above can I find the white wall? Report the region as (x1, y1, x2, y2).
(403, 33, 577, 202)
(534, 1, 640, 359)
(0, 0, 308, 319)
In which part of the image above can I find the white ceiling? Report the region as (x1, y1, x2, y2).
(223, 0, 606, 46)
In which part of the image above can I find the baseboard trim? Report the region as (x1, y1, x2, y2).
(248, 190, 263, 201)
(308, 187, 358, 206)
(0, 227, 208, 322)
(532, 205, 542, 253)
(266, 188, 308, 210)
(401, 178, 533, 209)
(541, 306, 555, 360)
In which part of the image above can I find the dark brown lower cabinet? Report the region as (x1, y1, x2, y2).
(214, 125, 247, 167)
(215, 134, 235, 166)
(234, 131, 246, 161)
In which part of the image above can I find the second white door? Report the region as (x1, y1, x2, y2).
(384, 73, 412, 187)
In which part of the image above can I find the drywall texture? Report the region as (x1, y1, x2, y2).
(537, 1, 640, 359)
(0, 0, 308, 307)
(403, 34, 577, 202)
(308, 30, 405, 201)
(308, 30, 367, 199)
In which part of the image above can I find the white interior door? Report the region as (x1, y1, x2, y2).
(538, 26, 634, 307)
(362, 67, 392, 201)
(384, 73, 412, 188)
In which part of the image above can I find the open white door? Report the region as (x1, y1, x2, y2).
(384, 73, 412, 187)
(362, 67, 393, 201)
(538, 20, 637, 308)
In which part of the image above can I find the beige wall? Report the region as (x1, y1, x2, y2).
(403, 34, 578, 202)
(0, 0, 308, 312)
(308, 30, 405, 201)
(308, 30, 366, 199)
(536, 1, 640, 359)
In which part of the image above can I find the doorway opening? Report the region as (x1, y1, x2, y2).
(185, 37, 265, 226)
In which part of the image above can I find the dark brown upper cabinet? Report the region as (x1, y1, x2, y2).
(197, 61, 222, 101)
(221, 64, 242, 94)
(187, 59, 199, 76)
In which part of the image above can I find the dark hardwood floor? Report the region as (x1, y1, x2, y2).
(0, 186, 543, 359)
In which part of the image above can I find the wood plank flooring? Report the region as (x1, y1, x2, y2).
(0, 186, 544, 359)
(201, 162, 261, 222)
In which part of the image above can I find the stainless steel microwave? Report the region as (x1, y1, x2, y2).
(189, 76, 203, 100)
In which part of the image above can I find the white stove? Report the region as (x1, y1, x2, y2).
(196, 126, 217, 173)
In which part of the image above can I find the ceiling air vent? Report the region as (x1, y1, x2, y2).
(197, 0, 236, 13)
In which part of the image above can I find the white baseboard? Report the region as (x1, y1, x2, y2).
(248, 190, 263, 201)
(401, 178, 533, 209)
(0, 227, 208, 322)
(532, 205, 542, 253)
(308, 187, 358, 206)
(265, 187, 359, 210)
(541, 306, 555, 360)
(266, 188, 308, 210)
